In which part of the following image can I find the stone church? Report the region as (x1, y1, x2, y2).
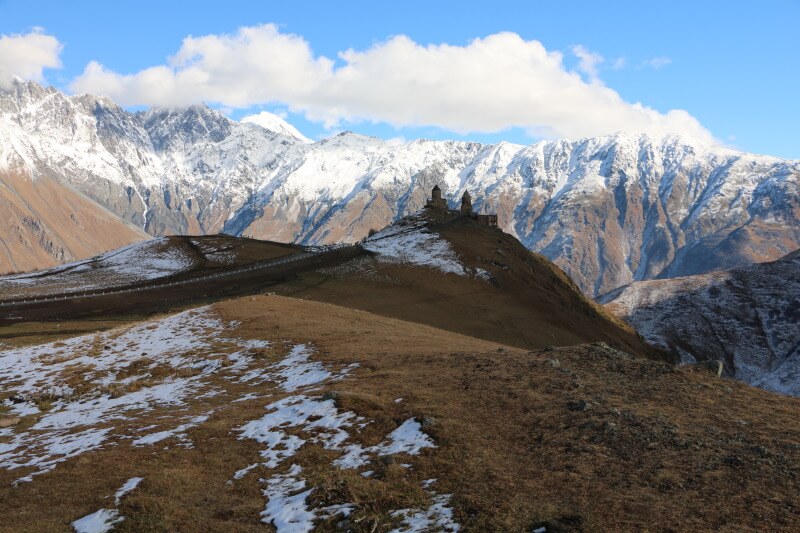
(424, 185, 498, 227)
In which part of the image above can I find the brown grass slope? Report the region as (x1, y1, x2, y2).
(2, 296, 798, 532)
(276, 211, 667, 361)
(0, 171, 148, 275)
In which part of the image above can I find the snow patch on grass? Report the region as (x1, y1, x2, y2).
(71, 477, 143, 533)
(390, 492, 460, 533)
(114, 476, 143, 503)
(71, 509, 123, 533)
(260, 464, 316, 532)
(2, 427, 111, 484)
(260, 464, 353, 533)
(33, 379, 201, 431)
(238, 344, 339, 391)
(132, 415, 210, 446)
(363, 221, 466, 275)
(334, 418, 436, 469)
(474, 268, 493, 281)
(273, 344, 334, 392)
(237, 395, 360, 468)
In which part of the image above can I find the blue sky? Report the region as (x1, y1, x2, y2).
(0, 0, 798, 158)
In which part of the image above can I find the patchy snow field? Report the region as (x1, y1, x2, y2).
(187, 237, 238, 264)
(0, 305, 457, 532)
(71, 477, 143, 533)
(0, 307, 263, 483)
(0, 239, 196, 299)
(363, 219, 466, 275)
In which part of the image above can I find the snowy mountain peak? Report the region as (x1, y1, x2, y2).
(240, 111, 310, 143)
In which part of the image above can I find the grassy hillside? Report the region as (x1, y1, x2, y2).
(276, 212, 667, 361)
(1, 296, 798, 531)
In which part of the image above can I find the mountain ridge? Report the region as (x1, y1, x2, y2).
(1, 79, 798, 295)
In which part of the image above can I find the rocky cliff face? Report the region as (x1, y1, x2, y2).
(0, 170, 148, 275)
(1, 80, 798, 294)
(601, 250, 800, 396)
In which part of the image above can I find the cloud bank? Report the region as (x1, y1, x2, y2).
(63, 24, 710, 142)
(0, 29, 62, 89)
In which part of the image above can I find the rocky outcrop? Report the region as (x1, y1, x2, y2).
(601, 249, 800, 395)
(0, 170, 147, 275)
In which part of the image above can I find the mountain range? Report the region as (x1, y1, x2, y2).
(1, 79, 798, 296)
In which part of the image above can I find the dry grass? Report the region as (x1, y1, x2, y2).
(221, 297, 800, 531)
(275, 215, 667, 362)
(2, 295, 799, 532)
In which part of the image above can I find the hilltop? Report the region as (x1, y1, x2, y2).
(277, 210, 665, 359)
(0, 235, 300, 301)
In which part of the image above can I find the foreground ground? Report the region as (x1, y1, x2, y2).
(2, 295, 799, 532)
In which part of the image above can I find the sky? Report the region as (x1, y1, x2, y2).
(0, 0, 798, 158)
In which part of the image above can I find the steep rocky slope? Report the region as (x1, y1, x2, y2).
(1, 79, 798, 295)
(601, 249, 800, 395)
(0, 170, 147, 275)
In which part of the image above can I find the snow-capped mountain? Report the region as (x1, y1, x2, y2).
(241, 111, 311, 143)
(601, 250, 800, 396)
(1, 79, 798, 295)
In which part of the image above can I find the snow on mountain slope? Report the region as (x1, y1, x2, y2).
(1, 79, 798, 295)
(241, 111, 311, 143)
(601, 249, 800, 396)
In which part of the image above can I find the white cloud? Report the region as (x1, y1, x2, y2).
(644, 56, 672, 69)
(385, 136, 407, 146)
(611, 57, 627, 70)
(0, 29, 62, 89)
(71, 25, 330, 108)
(571, 45, 604, 80)
(70, 25, 713, 143)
